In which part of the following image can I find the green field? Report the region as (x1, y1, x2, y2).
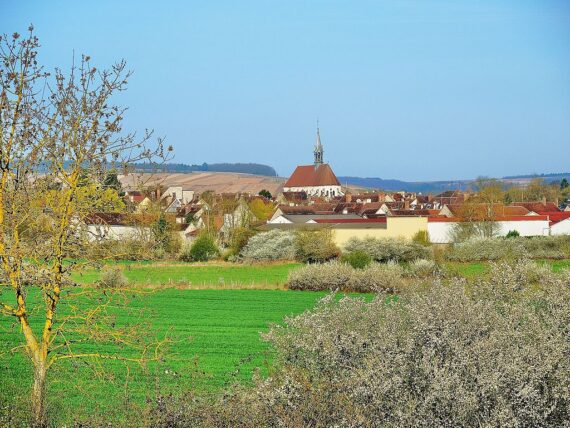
(0, 288, 333, 424)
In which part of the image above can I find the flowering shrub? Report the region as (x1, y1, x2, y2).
(445, 236, 570, 262)
(345, 236, 432, 263)
(98, 265, 129, 288)
(240, 229, 296, 262)
(288, 261, 406, 293)
(406, 258, 439, 278)
(287, 262, 353, 291)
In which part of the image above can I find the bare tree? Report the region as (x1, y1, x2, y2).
(0, 28, 171, 427)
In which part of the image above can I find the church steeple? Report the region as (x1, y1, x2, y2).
(314, 124, 324, 166)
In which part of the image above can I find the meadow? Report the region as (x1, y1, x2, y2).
(0, 288, 330, 424)
(1, 258, 569, 425)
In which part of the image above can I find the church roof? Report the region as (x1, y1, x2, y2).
(284, 164, 341, 188)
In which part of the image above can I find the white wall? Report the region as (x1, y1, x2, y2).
(283, 185, 343, 197)
(428, 220, 551, 243)
(86, 224, 151, 241)
(551, 219, 570, 235)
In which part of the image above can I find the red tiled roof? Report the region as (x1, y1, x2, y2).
(443, 204, 530, 217)
(547, 212, 570, 225)
(390, 209, 432, 216)
(511, 202, 561, 214)
(314, 218, 387, 224)
(284, 164, 341, 187)
(428, 215, 549, 222)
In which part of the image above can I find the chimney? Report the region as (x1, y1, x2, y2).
(346, 193, 352, 203)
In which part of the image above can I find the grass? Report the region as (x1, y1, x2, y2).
(0, 287, 346, 425)
(72, 261, 302, 288)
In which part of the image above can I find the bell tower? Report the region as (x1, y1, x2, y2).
(314, 124, 323, 167)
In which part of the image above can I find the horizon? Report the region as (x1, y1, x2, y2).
(3, 0, 569, 181)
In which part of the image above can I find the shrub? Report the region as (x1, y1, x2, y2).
(445, 237, 527, 262)
(349, 262, 406, 293)
(506, 229, 520, 238)
(240, 229, 296, 262)
(341, 250, 372, 269)
(521, 236, 570, 260)
(288, 261, 406, 293)
(345, 236, 432, 263)
(445, 235, 570, 262)
(229, 227, 256, 255)
(406, 258, 439, 278)
(180, 234, 219, 262)
(412, 230, 430, 246)
(294, 229, 340, 263)
(98, 265, 129, 288)
(260, 269, 570, 427)
(288, 262, 353, 291)
(86, 238, 157, 261)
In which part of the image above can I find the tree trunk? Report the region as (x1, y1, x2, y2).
(31, 358, 47, 428)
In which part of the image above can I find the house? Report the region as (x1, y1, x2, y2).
(283, 127, 344, 198)
(83, 213, 152, 241)
(123, 191, 152, 212)
(432, 190, 469, 208)
(550, 212, 570, 235)
(161, 186, 196, 213)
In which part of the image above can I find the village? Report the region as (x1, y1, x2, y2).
(87, 128, 570, 249)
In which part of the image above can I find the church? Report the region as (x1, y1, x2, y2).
(283, 128, 344, 198)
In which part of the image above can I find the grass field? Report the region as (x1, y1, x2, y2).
(0, 288, 335, 424)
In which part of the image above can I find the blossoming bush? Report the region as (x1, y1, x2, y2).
(445, 235, 570, 262)
(240, 229, 296, 262)
(405, 258, 439, 278)
(287, 261, 406, 293)
(344, 236, 432, 263)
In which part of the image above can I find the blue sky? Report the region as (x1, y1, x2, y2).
(3, 0, 569, 180)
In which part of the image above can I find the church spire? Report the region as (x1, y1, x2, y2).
(314, 122, 323, 166)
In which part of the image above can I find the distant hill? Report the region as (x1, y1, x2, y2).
(338, 177, 473, 193)
(339, 173, 570, 193)
(502, 172, 570, 180)
(130, 162, 277, 177)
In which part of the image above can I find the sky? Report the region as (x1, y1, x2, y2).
(2, 0, 570, 181)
